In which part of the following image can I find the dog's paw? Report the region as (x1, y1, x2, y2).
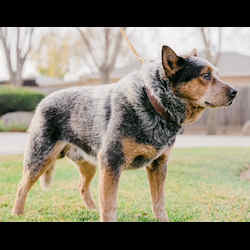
(84, 199, 97, 211)
(12, 208, 24, 216)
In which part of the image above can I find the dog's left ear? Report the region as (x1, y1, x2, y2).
(162, 46, 184, 77)
(190, 48, 198, 57)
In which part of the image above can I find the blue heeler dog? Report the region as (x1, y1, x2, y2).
(12, 46, 237, 221)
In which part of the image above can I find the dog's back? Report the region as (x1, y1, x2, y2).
(29, 84, 116, 158)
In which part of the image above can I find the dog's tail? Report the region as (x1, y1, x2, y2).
(40, 165, 55, 190)
(39, 145, 69, 190)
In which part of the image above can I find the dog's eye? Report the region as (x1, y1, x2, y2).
(202, 72, 211, 81)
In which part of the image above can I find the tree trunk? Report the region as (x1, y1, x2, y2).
(10, 71, 23, 86)
(100, 70, 111, 84)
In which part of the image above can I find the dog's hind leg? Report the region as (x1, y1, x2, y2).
(65, 146, 97, 210)
(146, 153, 170, 222)
(76, 160, 97, 210)
(12, 135, 65, 216)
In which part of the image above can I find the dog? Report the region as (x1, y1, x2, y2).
(12, 46, 237, 222)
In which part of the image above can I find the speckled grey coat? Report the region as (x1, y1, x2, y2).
(14, 45, 237, 221)
(26, 58, 186, 173)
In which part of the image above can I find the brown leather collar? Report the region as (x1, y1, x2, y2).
(145, 87, 170, 120)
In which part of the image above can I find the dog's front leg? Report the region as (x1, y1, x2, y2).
(98, 152, 122, 222)
(146, 153, 169, 222)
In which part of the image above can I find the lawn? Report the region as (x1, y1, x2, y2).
(0, 147, 250, 222)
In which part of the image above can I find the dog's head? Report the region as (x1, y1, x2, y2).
(161, 46, 238, 108)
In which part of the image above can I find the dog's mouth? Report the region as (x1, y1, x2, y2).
(225, 100, 233, 106)
(205, 101, 217, 108)
(205, 99, 234, 108)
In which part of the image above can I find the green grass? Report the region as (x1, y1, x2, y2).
(1, 147, 250, 222)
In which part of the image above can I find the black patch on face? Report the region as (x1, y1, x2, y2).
(170, 57, 205, 85)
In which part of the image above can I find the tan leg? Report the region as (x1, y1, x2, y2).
(146, 153, 169, 222)
(98, 164, 121, 222)
(12, 142, 65, 215)
(12, 170, 37, 216)
(75, 160, 97, 210)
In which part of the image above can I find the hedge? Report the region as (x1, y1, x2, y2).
(0, 86, 45, 116)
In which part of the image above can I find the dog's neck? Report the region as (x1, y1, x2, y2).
(142, 63, 206, 126)
(145, 87, 172, 121)
(182, 101, 205, 124)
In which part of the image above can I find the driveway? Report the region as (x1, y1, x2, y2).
(0, 133, 28, 155)
(1, 133, 250, 155)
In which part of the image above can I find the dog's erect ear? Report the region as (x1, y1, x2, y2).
(190, 48, 198, 57)
(162, 46, 184, 76)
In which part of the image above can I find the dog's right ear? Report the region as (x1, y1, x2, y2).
(162, 46, 184, 77)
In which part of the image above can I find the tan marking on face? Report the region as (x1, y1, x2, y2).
(200, 75, 234, 107)
(200, 66, 213, 75)
(175, 62, 234, 110)
(121, 138, 158, 168)
(176, 77, 209, 102)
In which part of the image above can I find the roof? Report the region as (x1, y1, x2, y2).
(216, 52, 250, 77)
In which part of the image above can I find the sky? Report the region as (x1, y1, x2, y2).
(0, 27, 249, 81)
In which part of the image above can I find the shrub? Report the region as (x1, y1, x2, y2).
(0, 86, 45, 116)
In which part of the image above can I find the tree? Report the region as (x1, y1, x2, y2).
(76, 27, 128, 84)
(0, 27, 35, 86)
(199, 27, 223, 135)
(200, 27, 222, 66)
(31, 31, 71, 79)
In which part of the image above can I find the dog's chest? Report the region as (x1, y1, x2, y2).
(121, 138, 172, 170)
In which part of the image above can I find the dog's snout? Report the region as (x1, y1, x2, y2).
(228, 88, 238, 99)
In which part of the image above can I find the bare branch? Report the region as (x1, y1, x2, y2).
(108, 28, 125, 72)
(21, 27, 35, 64)
(0, 27, 35, 85)
(0, 27, 14, 77)
(76, 27, 100, 69)
(76, 27, 131, 83)
(101, 27, 111, 70)
(214, 27, 223, 66)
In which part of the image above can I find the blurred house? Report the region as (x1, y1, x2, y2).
(218, 52, 250, 86)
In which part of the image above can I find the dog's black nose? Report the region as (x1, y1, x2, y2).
(229, 88, 238, 99)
